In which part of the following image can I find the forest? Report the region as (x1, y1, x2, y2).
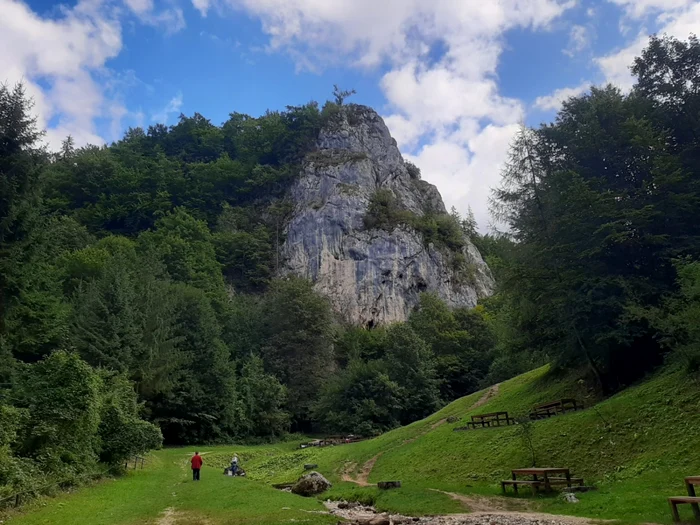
(2, 34, 700, 501)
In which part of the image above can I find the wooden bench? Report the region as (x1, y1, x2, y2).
(669, 497, 700, 521)
(669, 476, 700, 521)
(501, 479, 542, 495)
(530, 399, 583, 420)
(548, 477, 584, 486)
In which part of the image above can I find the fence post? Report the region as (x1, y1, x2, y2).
(15, 493, 20, 507)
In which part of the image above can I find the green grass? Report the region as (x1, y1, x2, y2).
(6, 365, 700, 524)
(6, 445, 335, 525)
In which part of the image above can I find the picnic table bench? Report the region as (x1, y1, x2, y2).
(501, 468, 583, 495)
(529, 399, 583, 420)
(669, 476, 700, 521)
(461, 411, 515, 429)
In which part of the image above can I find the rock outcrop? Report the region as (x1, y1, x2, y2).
(281, 105, 494, 326)
(291, 471, 332, 496)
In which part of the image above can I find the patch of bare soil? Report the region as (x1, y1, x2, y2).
(157, 507, 177, 525)
(342, 455, 382, 486)
(470, 383, 500, 411)
(156, 507, 213, 525)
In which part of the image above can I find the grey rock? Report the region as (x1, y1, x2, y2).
(281, 105, 494, 325)
(291, 471, 332, 497)
(561, 492, 579, 503)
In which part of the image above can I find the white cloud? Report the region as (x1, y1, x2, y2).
(124, 0, 186, 34)
(534, 82, 590, 111)
(0, 0, 123, 149)
(563, 25, 590, 57)
(0, 0, 184, 150)
(205, 0, 572, 231)
(597, 1, 700, 90)
(193, 0, 211, 16)
(151, 92, 183, 124)
(608, 0, 693, 19)
(125, 0, 154, 15)
(406, 123, 520, 232)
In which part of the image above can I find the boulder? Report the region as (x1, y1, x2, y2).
(291, 471, 332, 497)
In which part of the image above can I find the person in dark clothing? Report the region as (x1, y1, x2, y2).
(191, 451, 203, 481)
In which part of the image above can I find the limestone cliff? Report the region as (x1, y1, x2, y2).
(281, 104, 494, 326)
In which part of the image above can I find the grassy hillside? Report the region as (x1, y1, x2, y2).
(7, 365, 700, 525)
(240, 365, 700, 524)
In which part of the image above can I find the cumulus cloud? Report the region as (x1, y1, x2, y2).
(0, 0, 124, 149)
(203, 0, 573, 231)
(597, 1, 700, 90)
(0, 0, 183, 151)
(534, 82, 590, 111)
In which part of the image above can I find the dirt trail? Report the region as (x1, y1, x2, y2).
(470, 383, 500, 411)
(341, 453, 382, 486)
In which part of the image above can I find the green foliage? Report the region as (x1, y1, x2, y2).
(409, 294, 494, 399)
(363, 189, 466, 253)
(260, 278, 336, 430)
(236, 355, 290, 439)
(488, 36, 700, 390)
(332, 85, 356, 106)
(313, 359, 402, 435)
(639, 260, 700, 372)
(98, 373, 162, 467)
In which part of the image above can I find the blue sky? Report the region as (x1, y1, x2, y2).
(3, 0, 699, 230)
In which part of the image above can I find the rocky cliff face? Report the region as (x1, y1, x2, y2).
(281, 105, 494, 326)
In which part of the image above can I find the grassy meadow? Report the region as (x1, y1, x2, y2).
(6, 365, 700, 525)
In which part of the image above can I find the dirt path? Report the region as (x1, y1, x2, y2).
(341, 453, 382, 486)
(471, 383, 500, 411)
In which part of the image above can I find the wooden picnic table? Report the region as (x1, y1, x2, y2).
(505, 467, 573, 494)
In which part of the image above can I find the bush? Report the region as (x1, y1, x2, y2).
(363, 190, 466, 254)
(405, 161, 421, 180)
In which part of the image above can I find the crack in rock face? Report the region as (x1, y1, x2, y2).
(281, 104, 494, 326)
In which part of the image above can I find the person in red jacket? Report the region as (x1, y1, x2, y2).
(191, 451, 203, 481)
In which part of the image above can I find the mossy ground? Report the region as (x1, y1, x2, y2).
(7, 365, 700, 524)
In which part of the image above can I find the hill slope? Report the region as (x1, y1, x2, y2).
(241, 365, 700, 524)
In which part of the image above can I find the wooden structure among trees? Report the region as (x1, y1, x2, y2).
(454, 411, 515, 430)
(669, 476, 700, 521)
(501, 467, 583, 494)
(529, 399, 584, 420)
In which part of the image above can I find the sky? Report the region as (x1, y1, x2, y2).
(3, 0, 700, 231)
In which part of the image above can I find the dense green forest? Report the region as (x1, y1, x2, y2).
(2, 34, 700, 501)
